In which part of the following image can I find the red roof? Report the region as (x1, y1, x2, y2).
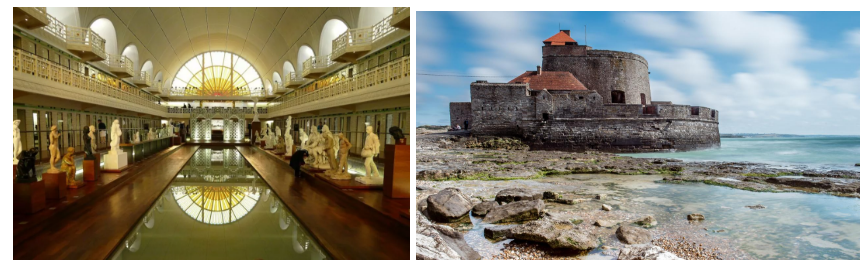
(508, 71, 587, 91)
(543, 31, 577, 46)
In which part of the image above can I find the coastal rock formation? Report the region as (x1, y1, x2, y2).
(636, 215, 658, 227)
(616, 225, 652, 244)
(483, 200, 545, 224)
(618, 245, 682, 260)
(416, 213, 482, 260)
(495, 188, 543, 204)
(471, 201, 498, 217)
(593, 220, 619, 228)
(601, 204, 613, 211)
(483, 226, 514, 241)
(687, 214, 705, 221)
(508, 218, 598, 250)
(543, 191, 560, 200)
(427, 188, 473, 223)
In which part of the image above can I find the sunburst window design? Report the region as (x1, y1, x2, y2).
(172, 186, 260, 225)
(171, 51, 264, 97)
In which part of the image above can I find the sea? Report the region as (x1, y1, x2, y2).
(620, 136, 861, 171)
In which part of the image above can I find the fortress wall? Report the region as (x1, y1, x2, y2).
(449, 102, 473, 129)
(518, 118, 720, 152)
(543, 50, 651, 106)
(470, 82, 532, 136)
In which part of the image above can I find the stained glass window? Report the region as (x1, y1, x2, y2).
(171, 51, 263, 97)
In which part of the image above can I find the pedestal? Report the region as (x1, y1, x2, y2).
(172, 136, 182, 146)
(14, 181, 45, 214)
(84, 160, 100, 181)
(384, 144, 410, 199)
(103, 151, 129, 173)
(260, 141, 266, 148)
(41, 172, 68, 199)
(13, 165, 17, 180)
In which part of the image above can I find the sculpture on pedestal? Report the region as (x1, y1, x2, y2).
(307, 128, 328, 169)
(252, 98, 260, 123)
(47, 125, 61, 173)
(357, 125, 382, 184)
(338, 133, 352, 174)
(89, 126, 97, 154)
(322, 125, 338, 170)
(110, 120, 122, 154)
(299, 129, 309, 150)
(16, 148, 39, 183)
(61, 147, 80, 188)
(133, 131, 141, 143)
(13, 120, 21, 165)
(275, 135, 286, 155)
(285, 117, 294, 153)
(276, 126, 283, 148)
(390, 127, 406, 144)
(254, 131, 260, 144)
(84, 126, 95, 160)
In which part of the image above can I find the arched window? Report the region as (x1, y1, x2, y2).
(171, 51, 263, 97)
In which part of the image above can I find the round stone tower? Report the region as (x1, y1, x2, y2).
(540, 30, 651, 105)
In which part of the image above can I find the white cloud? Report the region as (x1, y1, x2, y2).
(845, 29, 860, 46)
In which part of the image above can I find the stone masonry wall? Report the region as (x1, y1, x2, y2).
(519, 118, 720, 152)
(449, 102, 473, 129)
(470, 82, 533, 136)
(543, 49, 652, 106)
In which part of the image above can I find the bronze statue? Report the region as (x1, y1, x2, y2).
(16, 148, 39, 183)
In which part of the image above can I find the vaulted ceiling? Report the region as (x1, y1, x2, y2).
(69, 7, 390, 91)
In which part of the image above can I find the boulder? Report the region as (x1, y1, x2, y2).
(618, 245, 682, 260)
(601, 204, 613, 211)
(687, 213, 705, 221)
(416, 213, 482, 260)
(483, 226, 513, 241)
(745, 204, 766, 209)
(554, 199, 576, 205)
(472, 201, 498, 217)
(636, 215, 658, 227)
(483, 200, 544, 224)
(509, 219, 598, 251)
(595, 194, 608, 200)
(495, 188, 543, 204)
(543, 191, 560, 200)
(426, 188, 473, 223)
(593, 220, 619, 227)
(616, 225, 651, 244)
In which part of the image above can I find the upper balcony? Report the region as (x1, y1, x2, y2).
(13, 49, 166, 114)
(331, 27, 373, 63)
(132, 71, 151, 88)
(65, 26, 107, 62)
(104, 53, 133, 78)
(285, 72, 308, 89)
(390, 7, 410, 31)
(14, 7, 50, 29)
(302, 54, 340, 79)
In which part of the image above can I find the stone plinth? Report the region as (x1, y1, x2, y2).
(84, 160, 100, 182)
(103, 151, 129, 173)
(13, 165, 17, 181)
(384, 144, 410, 199)
(41, 172, 67, 199)
(14, 181, 45, 214)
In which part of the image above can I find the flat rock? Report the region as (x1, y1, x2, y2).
(495, 188, 543, 204)
(687, 213, 705, 221)
(416, 213, 482, 260)
(618, 245, 682, 260)
(483, 200, 544, 224)
(616, 225, 651, 244)
(483, 226, 513, 241)
(593, 220, 619, 227)
(509, 218, 599, 251)
(426, 188, 473, 223)
(636, 215, 658, 227)
(595, 194, 608, 200)
(554, 199, 576, 205)
(601, 204, 613, 211)
(543, 191, 560, 200)
(471, 201, 498, 217)
(746, 204, 766, 209)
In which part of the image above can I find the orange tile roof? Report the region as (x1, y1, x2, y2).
(543, 31, 577, 46)
(509, 71, 587, 91)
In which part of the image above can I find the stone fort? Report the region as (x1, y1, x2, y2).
(450, 30, 720, 152)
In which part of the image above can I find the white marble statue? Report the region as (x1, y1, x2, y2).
(252, 98, 260, 123)
(133, 131, 141, 143)
(265, 126, 274, 149)
(307, 128, 327, 169)
(356, 125, 382, 184)
(275, 126, 283, 148)
(285, 117, 294, 152)
(321, 125, 338, 170)
(110, 120, 122, 154)
(299, 129, 309, 150)
(13, 120, 22, 165)
(47, 125, 61, 173)
(89, 126, 97, 151)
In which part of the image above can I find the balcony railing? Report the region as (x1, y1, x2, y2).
(104, 53, 133, 78)
(13, 7, 50, 29)
(42, 13, 66, 41)
(391, 7, 410, 30)
(302, 54, 338, 78)
(13, 49, 165, 112)
(286, 72, 307, 88)
(168, 107, 268, 115)
(132, 71, 151, 87)
(271, 56, 409, 112)
(372, 14, 398, 42)
(167, 86, 270, 98)
(65, 25, 107, 61)
(331, 27, 373, 62)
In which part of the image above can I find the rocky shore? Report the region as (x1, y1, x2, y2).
(415, 128, 860, 260)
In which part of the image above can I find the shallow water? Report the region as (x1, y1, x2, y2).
(621, 136, 861, 171)
(445, 174, 860, 260)
(110, 148, 328, 260)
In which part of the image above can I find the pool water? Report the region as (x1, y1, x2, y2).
(109, 148, 329, 260)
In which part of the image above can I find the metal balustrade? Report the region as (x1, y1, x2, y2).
(372, 14, 398, 42)
(42, 13, 66, 41)
(271, 56, 409, 112)
(104, 53, 134, 78)
(167, 107, 269, 115)
(65, 25, 107, 61)
(332, 27, 373, 62)
(302, 54, 338, 78)
(13, 49, 165, 112)
(132, 71, 151, 87)
(391, 7, 410, 30)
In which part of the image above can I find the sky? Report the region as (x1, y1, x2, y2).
(417, 11, 861, 135)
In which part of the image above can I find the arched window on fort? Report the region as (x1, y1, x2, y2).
(611, 91, 625, 104)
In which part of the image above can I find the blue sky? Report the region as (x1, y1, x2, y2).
(417, 11, 860, 135)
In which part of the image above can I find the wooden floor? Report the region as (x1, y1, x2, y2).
(12, 146, 200, 260)
(237, 146, 410, 260)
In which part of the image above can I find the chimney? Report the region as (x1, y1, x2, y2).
(537, 66, 542, 75)
(561, 30, 570, 36)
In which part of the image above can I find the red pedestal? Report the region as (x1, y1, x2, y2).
(84, 160, 100, 182)
(384, 144, 410, 199)
(14, 181, 46, 214)
(260, 141, 266, 148)
(172, 136, 182, 146)
(13, 165, 17, 181)
(42, 172, 68, 199)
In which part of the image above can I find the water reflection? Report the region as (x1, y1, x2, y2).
(110, 149, 329, 260)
